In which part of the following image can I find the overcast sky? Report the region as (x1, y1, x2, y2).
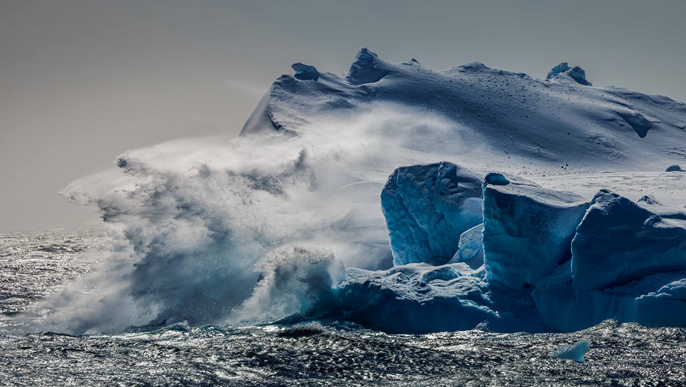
(1, 0, 685, 232)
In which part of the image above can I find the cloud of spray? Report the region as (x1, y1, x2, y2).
(25, 103, 470, 334)
(235, 244, 346, 323)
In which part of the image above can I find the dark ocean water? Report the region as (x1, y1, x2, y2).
(1, 230, 685, 386)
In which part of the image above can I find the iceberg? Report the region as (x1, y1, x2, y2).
(43, 47, 686, 335)
(551, 340, 591, 363)
(482, 173, 589, 289)
(241, 48, 686, 173)
(380, 162, 483, 266)
(546, 62, 571, 79)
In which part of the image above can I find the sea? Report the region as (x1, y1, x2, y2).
(1, 230, 685, 386)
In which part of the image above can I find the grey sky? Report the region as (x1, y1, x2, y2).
(1, 0, 685, 232)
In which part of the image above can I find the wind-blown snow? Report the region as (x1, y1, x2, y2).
(20, 48, 686, 334)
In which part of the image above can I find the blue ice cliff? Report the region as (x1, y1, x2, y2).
(380, 162, 482, 266)
(572, 190, 686, 292)
(482, 173, 588, 289)
(451, 223, 484, 268)
(334, 163, 686, 333)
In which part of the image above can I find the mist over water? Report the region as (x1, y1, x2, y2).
(19, 104, 472, 334)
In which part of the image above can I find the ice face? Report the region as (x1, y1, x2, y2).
(546, 62, 592, 86)
(482, 173, 589, 289)
(335, 264, 495, 333)
(380, 162, 483, 266)
(335, 262, 546, 334)
(571, 189, 686, 292)
(546, 62, 571, 79)
(531, 188, 686, 332)
(567, 66, 591, 86)
(345, 47, 391, 85)
(533, 269, 686, 332)
(450, 223, 484, 268)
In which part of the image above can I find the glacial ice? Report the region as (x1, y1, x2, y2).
(546, 62, 592, 86)
(380, 162, 483, 266)
(335, 264, 494, 333)
(352, 167, 686, 333)
(346, 48, 391, 85)
(529, 191, 686, 332)
(335, 262, 546, 333)
(532, 268, 686, 332)
(567, 66, 591, 86)
(571, 189, 686, 292)
(482, 173, 588, 289)
(546, 62, 571, 79)
(291, 63, 320, 81)
(241, 48, 686, 173)
(551, 340, 591, 363)
(450, 223, 484, 268)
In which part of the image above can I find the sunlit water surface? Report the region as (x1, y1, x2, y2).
(1, 230, 685, 386)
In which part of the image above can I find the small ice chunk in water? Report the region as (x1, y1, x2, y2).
(551, 340, 591, 363)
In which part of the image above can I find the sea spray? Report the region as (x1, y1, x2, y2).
(234, 244, 346, 323)
(30, 105, 461, 334)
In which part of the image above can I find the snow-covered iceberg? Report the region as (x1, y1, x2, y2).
(380, 162, 483, 266)
(38, 47, 686, 335)
(482, 173, 588, 289)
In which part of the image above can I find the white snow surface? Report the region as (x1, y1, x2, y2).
(29, 48, 686, 334)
